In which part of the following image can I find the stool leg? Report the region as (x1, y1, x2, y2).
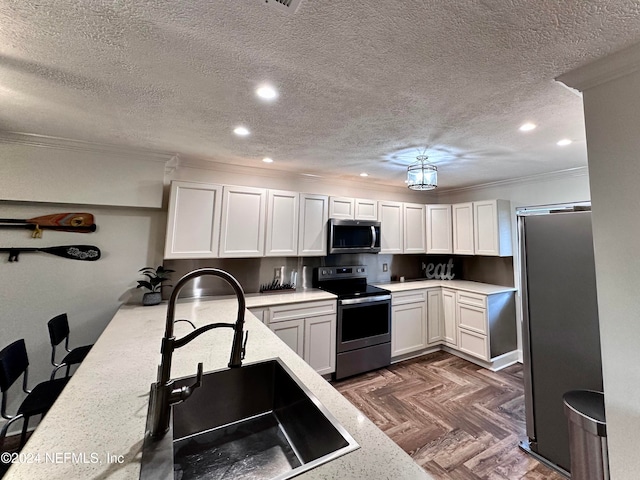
(19, 417, 29, 451)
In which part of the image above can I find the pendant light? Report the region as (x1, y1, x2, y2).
(407, 153, 437, 190)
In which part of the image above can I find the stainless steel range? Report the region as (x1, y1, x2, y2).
(313, 266, 391, 380)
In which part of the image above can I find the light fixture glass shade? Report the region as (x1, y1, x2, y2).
(407, 154, 437, 190)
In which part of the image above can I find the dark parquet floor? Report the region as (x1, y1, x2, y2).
(333, 351, 566, 480)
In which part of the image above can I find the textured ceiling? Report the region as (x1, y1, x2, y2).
(1, 1, 640, 190)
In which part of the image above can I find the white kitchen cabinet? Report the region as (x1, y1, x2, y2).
(456, 290, 516, 361)
(473, 199, 512, 256)
(265, 189, 299, 256)
(354, 198, 378, 220)
(270, 319, 304, 357)
(442, 288, 457, 346)
(427, 289, 444, 344)
(164, 181, 223, 259)
(268, 300, 336, 374)
(219, 185, 266, 257)
(329, 196, 355, 219)
(391, 290, 427, 357)
(378, 200, 404, 254)
(403, 203, 426, 253)
(426, 204, 453, 254)
(298, 193, 329, 256)
(452, 203, 474, 255)
(248, 308, 268, 323)
(304, 314, 337, 375)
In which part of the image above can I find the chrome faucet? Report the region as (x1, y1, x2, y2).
(149, 268, 247, 439)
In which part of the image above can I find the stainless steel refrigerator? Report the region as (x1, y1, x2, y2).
(519, 207, 604, 474)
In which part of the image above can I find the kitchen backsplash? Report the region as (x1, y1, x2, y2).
(164, 253, 514, 298)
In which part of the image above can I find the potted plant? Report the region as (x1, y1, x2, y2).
(137, 266, 175, 306)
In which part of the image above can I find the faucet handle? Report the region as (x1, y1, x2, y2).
(192, 362, 203, 390)
(241, 331, 249, 360)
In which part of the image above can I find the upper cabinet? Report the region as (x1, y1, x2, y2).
(298, 193, 329, 256)
(354, 198, 378, 220)
(426, 204, 453, 254)
(452, 202, 475, 255)
(329, 197, 378, 220)
(473, 199, 512, 256)
(265, 189, 299, 257)
(328, 197, 355, 219)
(378, 200, 404, 254)
(164, 181, 223, 259)
(403, 203, 426, 253)
(219, 185, 267, 258)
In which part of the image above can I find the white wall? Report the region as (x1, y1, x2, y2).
(0, 143, 166, 208)
(562, 61, 640, 478)
(168, 160, 437, 204)
(436, 169, 592, 358)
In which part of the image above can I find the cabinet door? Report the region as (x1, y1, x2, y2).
(379, 201, 404, 254)
(452, 203, 474, 255)
(426, 204, 453, 254)
(473, 199, 512, 256)
(427, 289, 444, 344)
(164, 181, 222, 259)
(457, 303, 487, 335)
(298, 194, 329, 256)
(304, 314, 336, 375)
(270, 319, 304, 358)
(265, 190, 299, 256)
(354, 199, 378, 220)
(219, 185, 266, 257)
(391, 302, 427, 356)
(442, 289, 457, 346)
(403, 203, 426, 253)
(329, 197, 355, 219)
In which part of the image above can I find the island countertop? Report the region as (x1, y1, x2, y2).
(4, 297, 431, 480)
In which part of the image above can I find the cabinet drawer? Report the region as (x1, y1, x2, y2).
(269, 300, 336, 324)
(392, 290, 427, 306)
(456, 291, 486, 308)
(458, 329, 489, 360)
(458, 304, 487, 334)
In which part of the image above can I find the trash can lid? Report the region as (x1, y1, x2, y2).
(563, 390, 606, 437)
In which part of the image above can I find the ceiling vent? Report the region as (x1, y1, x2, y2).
(264, 0, 303, 14)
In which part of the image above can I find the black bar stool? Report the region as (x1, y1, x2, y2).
(47, 313, 93, 380)
(0, 339, 70, 451)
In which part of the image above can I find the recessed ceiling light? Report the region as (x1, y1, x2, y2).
(359, 173, 369, 177)
(557, 139, 572, 146)
(256, 85, 278, 100)
(262, 157, 274, 163)
(233, 126, 250, 136)
(519, 123, 537, 132)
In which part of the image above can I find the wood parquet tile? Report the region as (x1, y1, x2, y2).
(333, 351, 566, 480)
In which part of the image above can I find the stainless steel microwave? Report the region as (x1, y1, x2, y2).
(328, 219, 381, 254)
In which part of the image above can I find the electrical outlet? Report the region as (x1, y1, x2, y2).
(382, 263, 388, 272)
(274, 268, 281, 279)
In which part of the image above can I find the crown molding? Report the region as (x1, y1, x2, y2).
(436, 166, 589, 195)
(556, 41, 640, 92)
(0, 131, 175, 162)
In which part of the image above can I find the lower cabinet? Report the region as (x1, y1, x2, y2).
(391, 299, 427, 356)
(267, 300, 336, 375)
(390, 286, 517, 367)
(442, 288, 457, 347)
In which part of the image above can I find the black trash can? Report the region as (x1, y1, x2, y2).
(563, 390, 609, 480)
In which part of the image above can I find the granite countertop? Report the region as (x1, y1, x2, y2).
(5, 297, 430, 480)
(375, 279, 517, 295)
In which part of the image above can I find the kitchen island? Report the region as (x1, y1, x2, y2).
(4, 296, 431, 479)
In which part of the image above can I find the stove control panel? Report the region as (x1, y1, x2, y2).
(315, 265, 367, 281)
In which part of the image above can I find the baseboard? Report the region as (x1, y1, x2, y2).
(390, 346, 441, 364)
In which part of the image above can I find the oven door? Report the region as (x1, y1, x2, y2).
(337, 295, 391, 353)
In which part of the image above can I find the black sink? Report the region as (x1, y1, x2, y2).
(140, 358, 359, 479)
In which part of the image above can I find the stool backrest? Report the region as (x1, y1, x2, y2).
(48, 313, 70, 347)
(0, 339, 29, 393)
